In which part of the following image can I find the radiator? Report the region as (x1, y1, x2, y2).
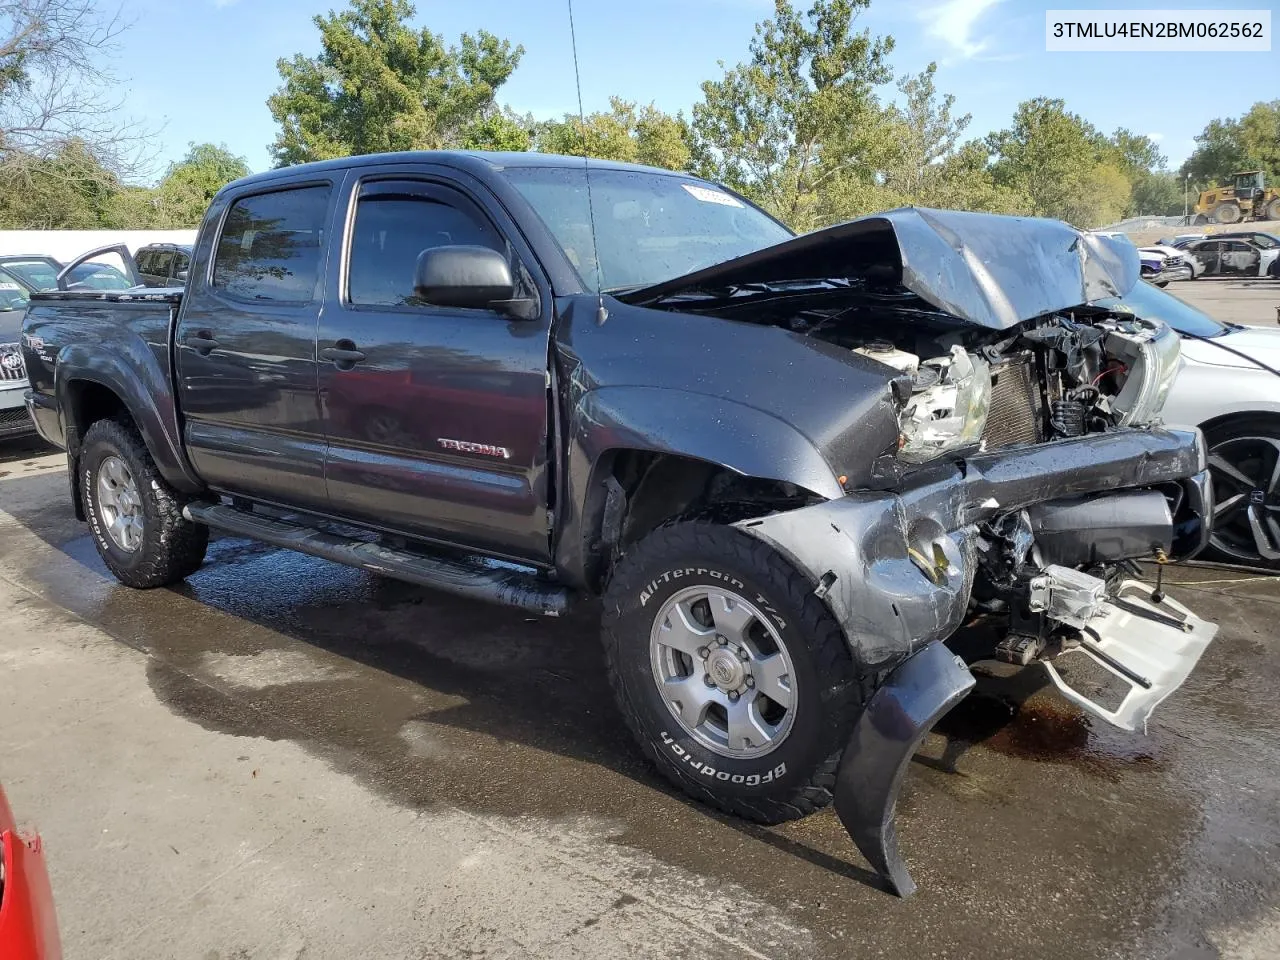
(982, 355, 1043, 450)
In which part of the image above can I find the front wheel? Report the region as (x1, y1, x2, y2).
(1204, 417, 1280, 569)
(601, 522, 861, 824)
(80, 418, 209, 588)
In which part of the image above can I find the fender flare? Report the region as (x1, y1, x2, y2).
(55, 344, 202, 494)
(554, 385, 843, 589)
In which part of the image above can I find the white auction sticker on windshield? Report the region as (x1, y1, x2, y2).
(0, 282, 20, 290)
(682, 183, 744, 207)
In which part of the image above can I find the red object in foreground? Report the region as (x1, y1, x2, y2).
(0, 787, 61, 960)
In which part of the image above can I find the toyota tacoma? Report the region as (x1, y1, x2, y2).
(20, 152, 1218, 895)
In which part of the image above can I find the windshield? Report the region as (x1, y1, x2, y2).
(1093, 280, 1227, 338)
(1249, 233, 1278, 249)
(0, 258, 60, 291)
(504, 166, 793, 292)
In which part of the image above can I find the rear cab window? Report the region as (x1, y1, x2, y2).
(214, 185, 332, 303)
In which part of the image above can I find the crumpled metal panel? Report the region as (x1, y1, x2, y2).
(621, 207, 1140, 331)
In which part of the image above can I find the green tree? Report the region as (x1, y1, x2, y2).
(0, 138, 119, 228)
(533, 98, 691, 170)
(881, 62, 970, 200)
(1127, 171, 1184, 216)
(1107, 128, 1166, 178)
(1180, 117, 1248, 186)
(690, 0, 894, 231)
(985, 98, 1132, 227)
(150, 142, 251, 225)
(267, 0, 524, 166)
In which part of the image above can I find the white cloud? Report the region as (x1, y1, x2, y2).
(1147, 132, 1166, 142)
(920, 0, 1006, 59)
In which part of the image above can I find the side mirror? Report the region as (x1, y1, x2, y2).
(414, 245, 515, 311)
(175, 269, 189, 283)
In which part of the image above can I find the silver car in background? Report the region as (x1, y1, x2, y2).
(0, 279, 33, 439)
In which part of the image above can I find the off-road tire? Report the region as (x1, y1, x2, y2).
(601, 521, 863, 824)
(80, 418, 209, 588)
(1266, 198, 1280, 221)
(1210, 202, 1242, 224)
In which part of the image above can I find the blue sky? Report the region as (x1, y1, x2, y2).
(113, 0, 1278, 180)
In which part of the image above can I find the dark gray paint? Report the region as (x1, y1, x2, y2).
(622, 207, 1140, 331)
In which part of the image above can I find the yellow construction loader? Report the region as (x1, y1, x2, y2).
(1193, 170, 1280, 224)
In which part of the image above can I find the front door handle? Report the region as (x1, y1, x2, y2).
(320, 343, 366, 368)
(185, 331, 219, 355)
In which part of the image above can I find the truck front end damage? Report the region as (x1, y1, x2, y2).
(735, 426, 1216, 894)
(623, 206, 1221, 895)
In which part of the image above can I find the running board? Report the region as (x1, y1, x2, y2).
(183, 502, 573, 617)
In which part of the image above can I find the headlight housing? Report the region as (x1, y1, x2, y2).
(897, 346, 992, 464)
(1106, 319, 1181, 426)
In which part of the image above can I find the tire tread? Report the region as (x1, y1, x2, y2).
(601, 521, 862, 825)
(80, 417, 208, 588)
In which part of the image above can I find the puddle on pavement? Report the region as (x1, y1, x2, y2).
(2, 513, 1257, 959)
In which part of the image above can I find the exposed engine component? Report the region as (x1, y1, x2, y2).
(1027, 491, 1173, 567)
(982, 355, 1042, 448)
(1050, 396, 1086, 437)
(851, 341, 919, 374)
(1028, 565, 1107, 628)
(837, 309, 1181, 462)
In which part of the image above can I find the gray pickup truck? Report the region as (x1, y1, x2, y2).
(21, 151, 1218, 895)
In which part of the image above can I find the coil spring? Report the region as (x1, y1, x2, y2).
(1050, 397, 1086, 437)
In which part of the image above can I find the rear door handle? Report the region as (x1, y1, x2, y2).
(320, 345, 366, 367)
(185, 331, 219, 354)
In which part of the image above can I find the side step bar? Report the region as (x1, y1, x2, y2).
(183, 502, 573, 617)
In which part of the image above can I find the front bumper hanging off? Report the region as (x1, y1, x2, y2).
(735, 427, 1217, 897)
(832, 641, 974, 897)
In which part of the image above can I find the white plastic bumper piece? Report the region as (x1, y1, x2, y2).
(1042, 580, 1218, 733)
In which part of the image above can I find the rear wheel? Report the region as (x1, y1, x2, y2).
(1210, 202, 1242, 224)
(1204, 418, 1280, 569)
(1267, 198, 1280, 221)
(80, 418, 209, 587)
(601, 522, 862, 823)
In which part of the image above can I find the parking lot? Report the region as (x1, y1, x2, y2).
(2, 276, 1279, 959)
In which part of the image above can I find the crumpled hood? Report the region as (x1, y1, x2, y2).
(620, 206, 1141, 331)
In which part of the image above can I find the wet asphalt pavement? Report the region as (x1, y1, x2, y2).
(1, 436, 1278, 959)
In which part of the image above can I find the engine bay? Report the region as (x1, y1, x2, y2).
(760, 292, 1183, 462)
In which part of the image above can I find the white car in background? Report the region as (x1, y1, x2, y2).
(1108, 284, 1280, 568)
(1141, 243, 1204, 279)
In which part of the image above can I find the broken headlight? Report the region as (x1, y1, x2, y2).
(1105, 319, 1181, 426)
(897, 346, 992, 464)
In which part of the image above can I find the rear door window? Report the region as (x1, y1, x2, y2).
(213, 185, 331, 303)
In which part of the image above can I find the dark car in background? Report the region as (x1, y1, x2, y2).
(0, 255, 134, 295)
(134, 243, 192, 287)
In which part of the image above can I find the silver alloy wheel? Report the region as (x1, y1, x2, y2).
(1208, 435, 1280, 563)
(649, 585, 796, 759)
(96, 455, 144, 553)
